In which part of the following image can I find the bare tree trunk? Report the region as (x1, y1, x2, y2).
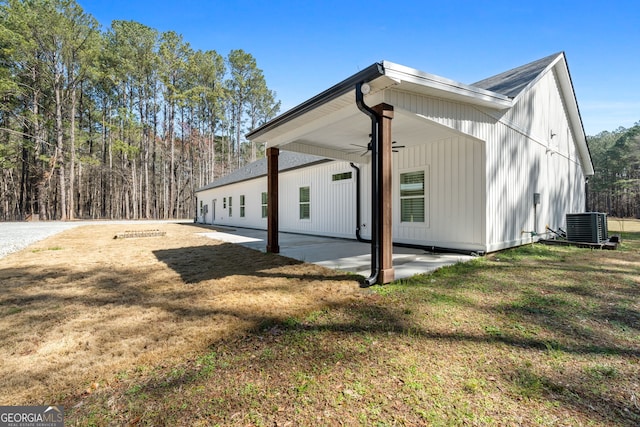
(109, 126, 114, 219)
(170, 113, 175, 218)
(151, 92, 158, 219)
(143, 100, 150, 219)
(2, 170, 9, 220)
(131, 160, 137, 219)
(55, 84, 67, 221)
(77, 162, 83, 218)
(69, 86, 77, 220)
(236, 108, 242, 169)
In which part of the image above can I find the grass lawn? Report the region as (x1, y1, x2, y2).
(1, 220, 639, 425)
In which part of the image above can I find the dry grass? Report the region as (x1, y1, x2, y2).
(1, 221, 639, 426)
(609, 217, 640, 233)
(0, 223, 361, 405)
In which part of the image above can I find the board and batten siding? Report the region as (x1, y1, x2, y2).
(196, 160, 357, 239)
(278, 161, 356, 237)
(356, 134, 485, 252)
(488, 68, 587, 250)
(383, 68, 587, 252)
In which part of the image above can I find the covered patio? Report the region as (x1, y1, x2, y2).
(247, 61, 508, 285)
(198, 226, 475, 281)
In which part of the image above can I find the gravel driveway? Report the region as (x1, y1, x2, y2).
(0, 220, 191, 259)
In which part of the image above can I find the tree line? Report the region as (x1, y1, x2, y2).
(0, 0, 280, 221)
(587, 122, 640, 218)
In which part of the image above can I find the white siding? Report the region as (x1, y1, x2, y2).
(384, 68, 587, 252)
(394, 137, 484, 250)
(197, 178, 268, 229)
(279, 161, 356, 237)
(491, 69, 587, 250)
(196, 160, 357, 239)
(197, 65, 587, 253)
(355, 135, 485, 251)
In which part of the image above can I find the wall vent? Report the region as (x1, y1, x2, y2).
(566, 213, 608, 243)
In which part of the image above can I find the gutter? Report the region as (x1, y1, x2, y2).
(247, 63, 385, 141)
(247, 60, 515, 144)
(355, 82, 380, 288)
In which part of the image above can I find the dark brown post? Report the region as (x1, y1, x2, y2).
(373, 103, 395, 284)
(267, 147, 279, 253)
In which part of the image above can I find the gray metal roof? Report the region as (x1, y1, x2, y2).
(472, 52, 562, 98)
(195, 151, 329, 192)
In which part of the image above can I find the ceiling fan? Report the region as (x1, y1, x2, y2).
(348, 135, 405, 156)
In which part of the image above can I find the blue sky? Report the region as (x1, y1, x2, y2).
(81, 0, 639, 136)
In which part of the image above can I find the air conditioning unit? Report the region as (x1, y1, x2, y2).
(566, 213, 608, 243)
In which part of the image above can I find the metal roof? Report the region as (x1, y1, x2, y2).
(471, 52, 562, 98)
(195, 151, 329, 192)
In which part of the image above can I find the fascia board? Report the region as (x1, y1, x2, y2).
(382, 61, 513, 109)
(554, 55, 594, 176)
(247, 62, 385, 141)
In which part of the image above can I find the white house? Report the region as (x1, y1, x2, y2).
(196, 52, 593, 285)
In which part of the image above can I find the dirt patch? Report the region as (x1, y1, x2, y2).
(0, 223, 362, 404)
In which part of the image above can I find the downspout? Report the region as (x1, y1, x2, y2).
(349, 162, 370, 243)
(355, 82, 380, 287)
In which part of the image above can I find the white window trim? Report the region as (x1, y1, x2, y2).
(299, 185, 311, 221)
(399, 167, 429, 228)
(261, 191, 268, 220)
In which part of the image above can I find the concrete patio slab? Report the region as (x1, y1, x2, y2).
(198, 227, 475, 281)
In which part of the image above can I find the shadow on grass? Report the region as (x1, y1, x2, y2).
(73, 298, 640, 426)
(153, 243, 356, 283)
(5, 230, 637, 425)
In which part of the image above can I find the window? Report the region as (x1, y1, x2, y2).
(199, 199, 203, 215)
(261, 192, 268, 218)
(299, 186, 310, 219)
(228, 196, 232, 217)
(240, 195, 245, 218)
(400, 171, 425, 223)
(332, 171, 352, 182)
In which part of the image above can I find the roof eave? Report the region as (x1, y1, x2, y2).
(382, 61, 513, 109)
(246, 62, 385, 141)
(557, 55, 594, 176)
(247, 61, 514, 142)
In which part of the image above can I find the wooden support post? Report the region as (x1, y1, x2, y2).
(267, 147, 279, 253)
(373, 103, 395, 284)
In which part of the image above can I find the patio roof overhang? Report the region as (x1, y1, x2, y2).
(247, 61, 512, 162)
(253, 61, 513, 286)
